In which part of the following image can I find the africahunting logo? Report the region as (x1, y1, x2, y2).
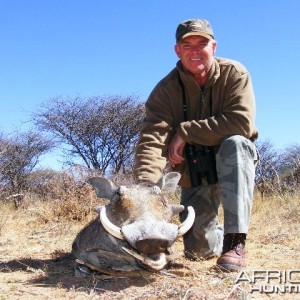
(235, 270, 300, 294)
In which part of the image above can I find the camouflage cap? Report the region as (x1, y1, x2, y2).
(176, 18, 214, 42)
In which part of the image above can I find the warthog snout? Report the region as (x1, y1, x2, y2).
(135, 238, 169, 254)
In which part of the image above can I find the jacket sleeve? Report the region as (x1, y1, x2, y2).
(134, 84, 174, 184)
(177, 66, 257, 146)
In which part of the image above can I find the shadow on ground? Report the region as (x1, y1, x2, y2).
(0, 252, 155, 293)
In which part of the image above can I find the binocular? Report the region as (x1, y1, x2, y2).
(185, 144, 218, 187)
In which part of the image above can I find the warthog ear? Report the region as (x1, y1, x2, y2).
(88, 177, 118, 199)
(159, 172, 181, 192)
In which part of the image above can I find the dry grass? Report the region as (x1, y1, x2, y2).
(0, 190, 300, 300)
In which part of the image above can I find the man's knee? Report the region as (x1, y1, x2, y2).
(219, 135, 247, 153)
(217, 135, 257, 162)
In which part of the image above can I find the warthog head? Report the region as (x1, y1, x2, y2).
(72, 172, 195, 276)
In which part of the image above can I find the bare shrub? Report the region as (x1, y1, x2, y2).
(0, 130, 53, 203)
(255, 140, 300, 197)
(23, 166, 104, 221)
(255, 140, 281, 198)
(279, 144, 300, 193)
(33, 95, 144, 175)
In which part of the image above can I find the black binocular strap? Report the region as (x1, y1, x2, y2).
(177, 72, 212, 121)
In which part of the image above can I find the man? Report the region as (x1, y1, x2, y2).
(134, 18, 258, 271)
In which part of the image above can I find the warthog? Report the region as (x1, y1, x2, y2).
(72, 172, 195, 276)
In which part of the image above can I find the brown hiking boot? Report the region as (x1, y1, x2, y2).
(216, 233, 246, 272)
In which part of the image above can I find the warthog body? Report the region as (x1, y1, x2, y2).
(72, 172, 195, 276)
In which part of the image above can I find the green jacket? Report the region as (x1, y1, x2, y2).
(134, 57, 258, 187)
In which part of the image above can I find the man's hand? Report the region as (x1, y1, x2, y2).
(168, 132, 186, 168)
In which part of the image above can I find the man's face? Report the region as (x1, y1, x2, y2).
(175, 35, 217, 76)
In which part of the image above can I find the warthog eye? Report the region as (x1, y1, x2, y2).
(115, 186, 126, 196)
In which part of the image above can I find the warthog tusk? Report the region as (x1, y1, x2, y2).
(122, 247, 167, 271)
(100, 206, 125, 240)
(101, 204, 194, 240)
(177, 206, 195, 237)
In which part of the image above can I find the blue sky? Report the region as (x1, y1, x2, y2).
(1, 1, 300, 169)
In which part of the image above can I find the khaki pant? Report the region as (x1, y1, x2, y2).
(180, 135, 258, 259)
